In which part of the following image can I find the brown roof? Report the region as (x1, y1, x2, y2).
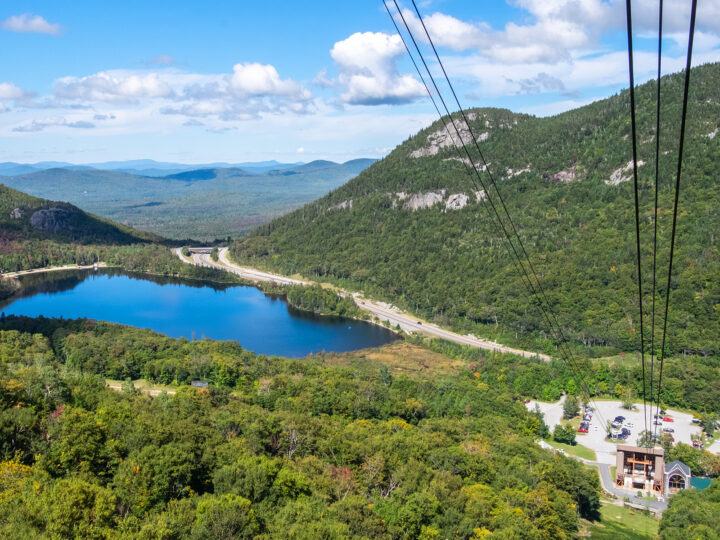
(617, 444, 664, 456)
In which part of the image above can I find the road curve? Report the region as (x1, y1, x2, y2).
(174, 247, 551, 361)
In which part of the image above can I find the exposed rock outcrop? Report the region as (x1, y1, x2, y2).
(410, 119, 489, 158)
(329, 200, 353, 210)
(403, 192, 444, 210)
(445, 193, 469, 210)
(505, 167, 530, 178)
(9, 208, 24, 219)
(605, 159, 645, 186)
(29, 207, 76, 234)
(551, 166, 581, 184)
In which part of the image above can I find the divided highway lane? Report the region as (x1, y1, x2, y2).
(174, 247, 551, 361)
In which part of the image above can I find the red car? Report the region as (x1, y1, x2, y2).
(578, 426, 588, 433)
(663, 417, 674, 422)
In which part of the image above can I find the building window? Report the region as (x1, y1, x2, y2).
(668, 474, 685, 491)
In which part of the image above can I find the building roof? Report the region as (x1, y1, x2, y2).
(617, 444, 664, 456)
(665, 460, 691, 476)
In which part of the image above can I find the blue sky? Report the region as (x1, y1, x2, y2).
(1, 0, 718, 164)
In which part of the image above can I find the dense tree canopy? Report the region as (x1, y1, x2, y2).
(0, 317, 603, 538)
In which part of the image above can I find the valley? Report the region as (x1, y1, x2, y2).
(0, 159, 375, 240)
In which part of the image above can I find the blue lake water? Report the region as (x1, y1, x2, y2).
(0, 270, 396, 357)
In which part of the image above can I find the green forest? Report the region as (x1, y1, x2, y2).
(1, 317, 606, 539)
(231, 62, 720, 358)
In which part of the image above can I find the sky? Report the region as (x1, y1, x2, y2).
(1, 0, 719, 164)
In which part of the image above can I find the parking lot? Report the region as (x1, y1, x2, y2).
(527, 398, 706, 465)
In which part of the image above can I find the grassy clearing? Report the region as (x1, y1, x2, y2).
(106, 379, 176, 396)
(545, 439, 597, 461)
(586, 499, 659, 539)
(315, 341, 466, 377)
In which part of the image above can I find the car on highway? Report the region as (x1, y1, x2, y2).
(663, 417, 674, 422)
(416, 321, 422, 325)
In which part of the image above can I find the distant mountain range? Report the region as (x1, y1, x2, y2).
(0, 159, 376, 240)
(0, 159, 306, 177)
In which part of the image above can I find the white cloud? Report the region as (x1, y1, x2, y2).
(296, 146, 305, 153)
(54, 71, 174, 103)
(331, 31, 425, 105)
(1, 14, 61, 36)
(230, 63, 311, 99)
(12, 117, 95, 132)
(0, 82, 27, 100)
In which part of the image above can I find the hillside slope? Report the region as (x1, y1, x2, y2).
(232, 63, 720, 356)
(0, 183, 161, 245)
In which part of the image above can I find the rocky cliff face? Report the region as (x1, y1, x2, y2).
(29, 207, 78, 235)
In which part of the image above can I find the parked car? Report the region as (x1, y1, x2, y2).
(621, 428, 631, 436)
(663, 427, 675, 433)
(693, 441, 703, 448)
(663, 417, 674, 422)
(660, 409, 666, 415)
(653, 420, 663, 426)
(578, 425, 588, 433)
(614, 416, 626, 423)
(692, 418, 700, 424)
(611, 421, 622, 428)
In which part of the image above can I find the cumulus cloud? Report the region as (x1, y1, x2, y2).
(54, 71, 173, 103)
(12, 117, 95, 132)
(331, 31, 425, 105)
(230, 62, 311, 99)
(1, 14, 61, 35)
(46, 64, 314, 123)
(0, 82, 28, 100)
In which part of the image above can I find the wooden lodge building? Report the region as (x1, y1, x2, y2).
(615, 444, 692, 497)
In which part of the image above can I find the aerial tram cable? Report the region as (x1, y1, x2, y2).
(625, 0, 650, 439)
(649, 0, 664, 438)
(385, 1, 608, 428)
(403, 0, 609, 425)
(655, 0, 698, 425)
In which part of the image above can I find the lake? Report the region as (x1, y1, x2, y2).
(0, 269, 397, 357)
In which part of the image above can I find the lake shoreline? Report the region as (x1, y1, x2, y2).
(2, 267, 398, 357)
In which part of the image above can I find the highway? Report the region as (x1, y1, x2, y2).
(174, 247, 551, 361)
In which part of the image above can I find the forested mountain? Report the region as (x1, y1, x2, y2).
(0, 184, 160, 245)
(232, 62, 720, 357)
(0, 159, 376, 240)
